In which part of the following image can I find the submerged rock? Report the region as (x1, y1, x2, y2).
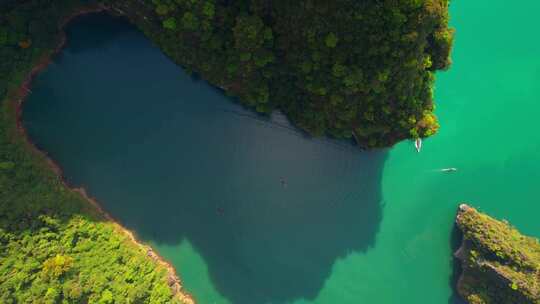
(455, 204, 540, 304)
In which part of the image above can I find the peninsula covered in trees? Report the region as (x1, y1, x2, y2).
(1, 0, 454, 147)
(1, 0, 452, 302)
(113, 0, 454, 147)
(455, 205, 540, 304)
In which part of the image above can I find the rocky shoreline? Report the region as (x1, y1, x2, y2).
(10, 5, 194, 304)
(454, 204, 540, 304)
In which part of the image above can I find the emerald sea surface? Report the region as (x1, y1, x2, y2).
(23, 1, 540, 303)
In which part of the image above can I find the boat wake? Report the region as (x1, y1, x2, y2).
(429, 168, 458, 173)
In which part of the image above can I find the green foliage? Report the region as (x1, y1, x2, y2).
(0, 27, 7, 45)
(181, 12, 198, 30)
(456, 205, 540, 303)
(202, 2, 215, 19)
(126, 0, 454, 148)
(325, 32, 338, 48)
(0, 161, 14, 170)
(0, 2, 189, 303)
(163, 17, 177, 30)
(156, 4, 169, 16)
(233, 15, 267, 51)
(468, 294, 488, 304)
(42, 254, 74, 279)
(99, 290, 114, 304)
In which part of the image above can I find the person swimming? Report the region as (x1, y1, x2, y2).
(216, 206, 225, 215)
(280, 177, 288, 188)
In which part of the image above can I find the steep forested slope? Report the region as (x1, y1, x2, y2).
(456, 205, 540, 304)
(111, 0, 453, 147)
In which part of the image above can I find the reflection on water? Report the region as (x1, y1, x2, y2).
(23, 13, 387, 304)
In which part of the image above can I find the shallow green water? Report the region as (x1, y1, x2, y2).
(23, 1, 540, 303)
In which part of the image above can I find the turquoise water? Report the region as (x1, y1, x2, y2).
(23, 1, 540, 303)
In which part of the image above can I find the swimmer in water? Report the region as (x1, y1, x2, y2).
(217, 206, 225, 215)
(280, 177, 288, 188)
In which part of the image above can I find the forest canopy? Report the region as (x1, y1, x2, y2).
(1, 0, 454, 147)
(111, 0, 455, 147)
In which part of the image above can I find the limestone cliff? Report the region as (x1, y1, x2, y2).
(455, 204, 540, 304)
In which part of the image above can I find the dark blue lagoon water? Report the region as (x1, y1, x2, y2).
(24, 14, 387, 304)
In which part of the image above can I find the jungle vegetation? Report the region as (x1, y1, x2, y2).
(110, 0, 454, 147)
(455, 205, 540, 304)
(1, 0, 454, 147)
(0, 1, 190, 303)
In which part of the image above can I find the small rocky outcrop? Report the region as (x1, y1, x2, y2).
(455, 204, 540, 304)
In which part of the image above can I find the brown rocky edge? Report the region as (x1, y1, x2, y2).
(10, 4, 194, 304)
(454, 204, 540, 304)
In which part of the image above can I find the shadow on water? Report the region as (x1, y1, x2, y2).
(448, 222, 467, 304)
(139, 151, 386, 304)
(62, 13, 136, 54)
(23, 13, 387, 304)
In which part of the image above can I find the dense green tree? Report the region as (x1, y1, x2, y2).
(325, 33, 338, 48)
(163, 17, 177, 30)
(181, 12, 198, 30)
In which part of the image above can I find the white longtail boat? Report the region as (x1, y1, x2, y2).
(415, 138, 422, 153)
(441, 168, 458, 172)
